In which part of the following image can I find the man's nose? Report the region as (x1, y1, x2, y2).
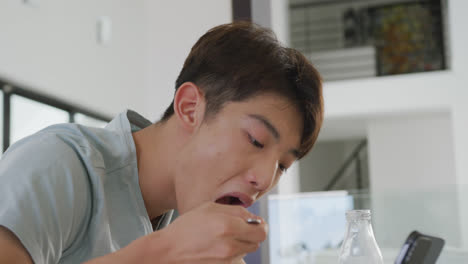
(247, 158, 278, 192)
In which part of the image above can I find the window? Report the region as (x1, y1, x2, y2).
(10, 95, 69, 145)
(0, 81, 110, 152)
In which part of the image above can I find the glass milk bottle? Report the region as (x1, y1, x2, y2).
(338, 210, 384, 264)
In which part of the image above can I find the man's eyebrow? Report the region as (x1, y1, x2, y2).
(248, 114, 280, 140)
(248, 114, 300, 158)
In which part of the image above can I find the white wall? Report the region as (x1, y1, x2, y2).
(0, 0, 232, 120)
(367, 113, 460, 249)
(145, 0, 232, 121)
(0, 0, 148, 117)
(448, 0, 468, 248)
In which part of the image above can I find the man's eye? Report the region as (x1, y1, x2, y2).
(248, 134, 264, 149)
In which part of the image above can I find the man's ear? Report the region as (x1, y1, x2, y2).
(173, 82, 205, 132)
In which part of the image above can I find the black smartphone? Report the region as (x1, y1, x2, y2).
(395, 231, 445, 264)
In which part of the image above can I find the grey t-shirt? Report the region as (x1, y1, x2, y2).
(0, 110, 172, 264)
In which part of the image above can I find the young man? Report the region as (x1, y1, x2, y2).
(0, 21, 323, 263)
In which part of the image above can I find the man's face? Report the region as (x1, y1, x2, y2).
(174, 93, 302, 214)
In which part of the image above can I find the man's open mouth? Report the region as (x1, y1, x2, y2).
(214, 193, 254, 208)
(215, 195, 244, 206)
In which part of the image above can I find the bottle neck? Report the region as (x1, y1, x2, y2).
(346, 218, 373, 234)
(345, 210, 374, 234)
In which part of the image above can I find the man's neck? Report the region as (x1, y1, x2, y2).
(132, 118, 183, 220)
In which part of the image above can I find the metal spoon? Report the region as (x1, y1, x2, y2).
(246, 218, 262, 225)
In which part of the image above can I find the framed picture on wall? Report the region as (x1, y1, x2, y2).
(364, 1, 446, 76)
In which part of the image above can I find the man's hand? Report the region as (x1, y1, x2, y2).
(154, 202, 267, 263)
